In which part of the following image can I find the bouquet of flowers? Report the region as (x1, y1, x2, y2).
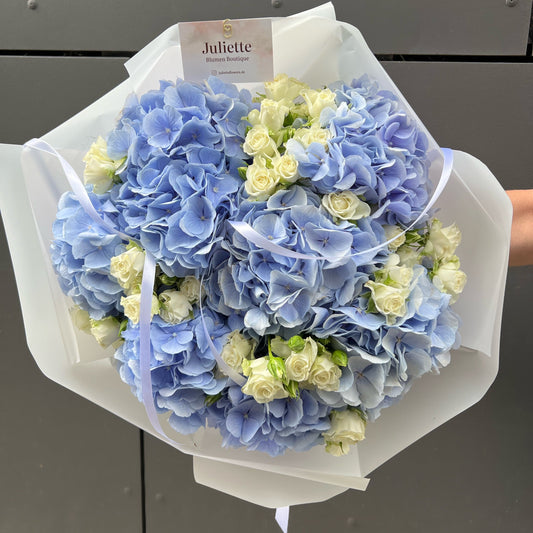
(0, 3, 511, 510)
(52, 72, 466, 458)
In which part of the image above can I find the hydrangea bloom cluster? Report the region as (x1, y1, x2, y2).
(51, 74, 466, 457)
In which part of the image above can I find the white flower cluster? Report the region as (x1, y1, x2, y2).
(110, 245, 202, 325)
(424, 219, 467, 303)
(242, 74, 338, 201)
(364, 219, 467, 323)
(235, 335, 345, 404)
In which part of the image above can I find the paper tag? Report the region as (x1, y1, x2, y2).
(179, 18, 273, 83)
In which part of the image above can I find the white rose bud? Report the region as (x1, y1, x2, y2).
(159, 290, 192, 324)
(365, 280, 410, 325)
(308, 355, 342, 391)
(247, 108, 260, 127)
(121, 293, 159, 324)
(243, 124, 278, 158)
(323, 410, 366, 456)
(383, 225, 406, 251)
(110, 246, 145, 292)
(244, 156, 280, 201)
(221, 331, 255, 371)
(180, 276, 202, 304)
(70, 307, 91, 334)
(285, 338, 318, 382)
(265, 73, 309, 103)
(322, 191, 371, 221)
(397, 245, 421, 268)
(293, 123, 332, 148)
(83, 136, 122, 194)
(272, 154, 299, 184)
(301, 88, 337, 120)
(90, 316, 121, 348)
(258, 99, 289, 132)
(424, 219, 462, 260)
(432, 256, 467, 303)
(241, 357, 288, 403)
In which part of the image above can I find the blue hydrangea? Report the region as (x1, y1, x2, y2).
(51, 191, 124, 319)
(50, 73, 462, 457)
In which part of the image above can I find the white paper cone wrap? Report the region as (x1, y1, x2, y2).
(0, 2, 512, 508)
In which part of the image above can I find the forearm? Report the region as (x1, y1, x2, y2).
(507, 190, 533, 267)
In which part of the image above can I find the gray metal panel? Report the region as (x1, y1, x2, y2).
(144, 62, 533, 532)
(0, 0, 531, 55)
(0, 57, 141, 533)
(0, 56, 129, 144)
(382, 62, 533, 189)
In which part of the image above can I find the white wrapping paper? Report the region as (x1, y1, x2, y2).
(0, 3, 512, 508)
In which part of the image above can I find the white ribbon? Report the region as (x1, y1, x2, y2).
(24, 138, 132, 242)
(275, 506, 290, 533)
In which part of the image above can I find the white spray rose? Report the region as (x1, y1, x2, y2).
(121, 293, 159, 324)
(272, 154, 299, 184)
(285, 338, 318, 382)
(180, 276, 202, 304)
(83, 136, 122, 194)
(293, 123, 332, 148)
(220, 331, 254, 371)
(383, 225, 406, 251)
(323, 410, 366, 456)
(377, 256, 413, 288)
(90, 316, 121, 348)
(258, 99, 289, 132)
(110, 246, 145, 292)
(424, 219, 462, 260)
(243, 124, 278, 158)
(308, 355, 342, 391)
(322, 191, 371, 221)
(241, 357, 288, 403)
(432, 256, 467, 303)
(386, 265, 414, 288)
(397, 245, 421, 268)
(159, 290, 192, 324)
(244, 156, 280, 201)
(265, 73, 309, 103)
(70, 307, 91, 334)
(365, 280, 410, 325)
(301, 88, 337, 120)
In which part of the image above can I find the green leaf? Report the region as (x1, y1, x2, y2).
(205, 392, 223, 407)
(366, 297, 378, 314)
(119, 319, 129, 335)
(285, 380, 300, 399)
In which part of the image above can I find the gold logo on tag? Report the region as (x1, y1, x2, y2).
(222, 19, 232, 38)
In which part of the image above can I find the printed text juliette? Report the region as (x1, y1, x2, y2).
(202, 41, 252, 54)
